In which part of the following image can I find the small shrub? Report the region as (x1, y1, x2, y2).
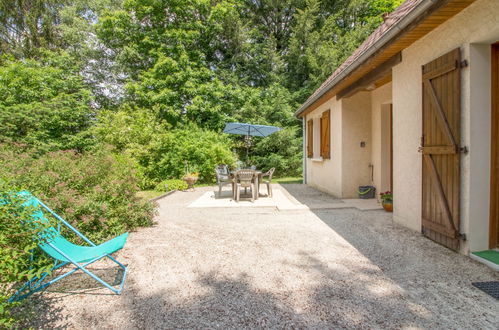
(0, 183, 53, 328)
(0, 145, 156, 243)
(155, 179, 188, 192)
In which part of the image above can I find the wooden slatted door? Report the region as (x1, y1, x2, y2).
(420, 48, 462, 250)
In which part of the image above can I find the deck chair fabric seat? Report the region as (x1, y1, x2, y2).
(25, 199, 129, 263)
(40, 232, 128, 263)
(8, 191, 129, 301)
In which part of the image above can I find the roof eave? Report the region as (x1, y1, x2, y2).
(295, 0, 439, 118)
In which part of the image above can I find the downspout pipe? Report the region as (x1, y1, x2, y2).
(302, 118, 307, 184)
(295, 0, 439, 117)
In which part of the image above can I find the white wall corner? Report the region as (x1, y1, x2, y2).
(466, 43, 492, 252)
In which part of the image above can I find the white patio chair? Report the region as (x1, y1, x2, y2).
(215, 165, 233, 197)
(260, 168, 275, 197)
(234, 169, 256, 202)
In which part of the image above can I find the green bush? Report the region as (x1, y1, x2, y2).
(0, 145, 156, 243)
(155, 179, 188, 192)
(93, 110, 236, 188)
(0, 145, 156, 327)
(0, 182, 53, 328)
(135, 126, 236, 185)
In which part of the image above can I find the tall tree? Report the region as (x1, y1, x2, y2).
(0, 52, 93, 152)
(0, 0, 65, 58)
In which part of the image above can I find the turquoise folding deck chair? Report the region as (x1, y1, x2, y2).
(8, 191, 128, 302)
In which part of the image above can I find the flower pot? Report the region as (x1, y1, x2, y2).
(183, 177, 198, 190)
(382, 201, 393, 212)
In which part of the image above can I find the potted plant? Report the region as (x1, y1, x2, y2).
(182, 161, 199, 190)
(380, 191, 393, 212)
(183, 172, 198, 190)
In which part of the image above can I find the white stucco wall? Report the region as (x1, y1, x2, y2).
(370, 83, 393, 200)
(468, 44, 492, 252)
(392, 0, 499, 252)
(305, 91, 374, 199)
(305, 97, 343, 197)
(341, 92, 372, 198)
(303, 0, 499, 253)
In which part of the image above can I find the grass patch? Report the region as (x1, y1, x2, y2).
(273, 176, 303, 184)
(136, 190, 166, 200)
(194, 182, 215, 188)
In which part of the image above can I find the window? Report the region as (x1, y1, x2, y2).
(320, 110, 330, 159)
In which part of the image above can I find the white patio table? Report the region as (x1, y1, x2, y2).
(230, 170, 263, 200)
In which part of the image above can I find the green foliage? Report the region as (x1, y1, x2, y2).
(94, 0, 400, 165)
(125, 58, 233, 130)
(0, 0, 63, 58)
(93, 110, 236, 187)
(250, 127, 303, 177)
(0, 146, 155, 243)
(0, 182, 53, 328)
(0, 53, 93, 152)
(92, 106, 167, 152)
(232, 83, 299, 127)
(134, 126, 236, 187)
(287, 0, 403, 93)
(155, 179, 188, 192)
(0, 0, 405, 325)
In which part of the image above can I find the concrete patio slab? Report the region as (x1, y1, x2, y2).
(187, 188, 305, 210)
(188, 184, 382, 211)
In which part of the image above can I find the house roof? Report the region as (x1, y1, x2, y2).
(306, 0, 422, 103)
(295, 0, 477, 117)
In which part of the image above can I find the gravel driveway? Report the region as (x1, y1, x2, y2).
(26, 185, 499, 329)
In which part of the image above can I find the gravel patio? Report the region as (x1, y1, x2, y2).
(25, 184, 499, 329)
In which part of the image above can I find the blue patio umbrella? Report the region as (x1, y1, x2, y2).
(223, 122, 282, 159)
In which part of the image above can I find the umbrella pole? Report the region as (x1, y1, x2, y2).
(246, 135, 249, 162)
(247, 127, 250, 164)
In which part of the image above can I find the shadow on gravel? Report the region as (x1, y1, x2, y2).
(281, 184, 499, 327)
(125, 272, 310, 329)
(291, 251, 433, 328)
(15, 264, 124, 328)
(14, 294, 70, 329)
(124, 268, 431, 328)
(45, 265, 125, 294)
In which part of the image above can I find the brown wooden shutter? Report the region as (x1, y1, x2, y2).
(307, 119, 313, 158)
(320, 110, 331, 159)
(420, 48, 462, 251)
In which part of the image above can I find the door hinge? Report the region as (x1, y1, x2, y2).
(460, 60, 468, 68)
(459, 146, 468, 154)
(459, 233, 467, 241)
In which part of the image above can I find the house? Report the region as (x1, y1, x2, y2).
(296, 0, 499, 255)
